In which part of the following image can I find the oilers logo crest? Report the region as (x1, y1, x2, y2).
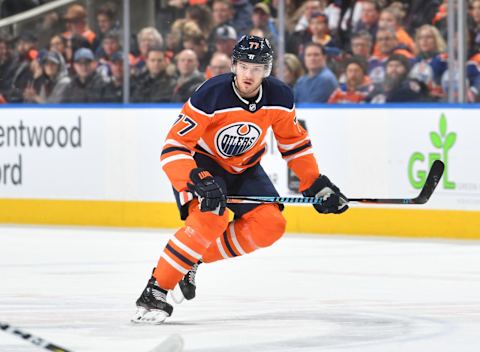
(215, 122, 262, 158)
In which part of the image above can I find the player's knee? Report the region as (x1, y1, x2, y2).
(186, 203, 229, 242)
(247, 205, 286, 248)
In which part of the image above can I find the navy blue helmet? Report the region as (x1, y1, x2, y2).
(232, 35, 273, 77)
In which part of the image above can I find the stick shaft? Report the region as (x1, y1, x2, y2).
(227, 160, 444, 206)
(0, 322, 73, 352)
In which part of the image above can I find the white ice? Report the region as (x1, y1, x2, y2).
(1, 226, 479, 352)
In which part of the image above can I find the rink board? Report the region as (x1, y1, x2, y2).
(0, 104, 479, 238)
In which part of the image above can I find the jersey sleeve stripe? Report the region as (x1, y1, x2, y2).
(277, 136, 309, 150)
(160, 154, 194, 167)
(280, 141, 312, 157)
(284, 149, 314, 162)
(164, 139, 189, 149)
(161, 146, 192, 156)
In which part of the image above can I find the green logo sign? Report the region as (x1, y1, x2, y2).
(408, 113, 456, 189)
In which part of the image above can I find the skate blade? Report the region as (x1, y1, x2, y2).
(170, 285, 185, 304)
(131, 306, 169, 325)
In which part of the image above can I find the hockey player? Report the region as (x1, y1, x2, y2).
(132, 35, 348, 324)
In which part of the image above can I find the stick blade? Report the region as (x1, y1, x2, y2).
(414, 160, 445, 204)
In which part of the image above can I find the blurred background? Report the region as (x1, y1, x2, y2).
(0, 0, 478, 105)
(1, 5, 479, 350)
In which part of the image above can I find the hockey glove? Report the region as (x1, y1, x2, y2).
(187, 168, 226, 216)
(302, 175, 349, 214)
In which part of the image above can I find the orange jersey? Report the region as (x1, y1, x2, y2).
(328, 84, 370, 104)
(373, 27, 415, 58)
(160, 73, 320, 197)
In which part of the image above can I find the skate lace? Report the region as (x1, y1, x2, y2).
(150, 282, 167, 302)
(187, 263, 198, 286)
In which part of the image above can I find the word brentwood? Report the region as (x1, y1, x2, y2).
(0, 116, 82, 186)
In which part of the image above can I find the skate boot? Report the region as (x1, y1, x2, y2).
(171, 262, 199, 304)
(131, 274, 173, 324)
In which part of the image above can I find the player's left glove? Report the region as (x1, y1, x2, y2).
(302, 175, 349, 214)
(187, 168, 226, 216)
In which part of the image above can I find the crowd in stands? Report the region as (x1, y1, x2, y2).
(1, 0, 480, 104)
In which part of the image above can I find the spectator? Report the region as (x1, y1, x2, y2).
(366, 54, 431, 103)
(104, 52, 124, 103)
(183, 32, 212, 72)
(206, 52, 231, 79)
(212, 0, 235, 28)
(167, 19, 200, 60)
(294, 42, 338, 103)
(353, 0, 380, 43)
(134, 27, 164, 75)
(208, 0, 235, 49)
(328, 57, 371, 103)
(278, 53, 304, 88)
(36, 11, 62, 49)
(49, 34, 67, 60)
(350, 30, 373, 60)
(432, 0, 448, 40)
(372, 6, 415, 57)
(409, 25, 447, 97)
(60, 48, 108, 103)
(63, 4, 96, 46)
(95, 2, 119, 49)
(368, 28, 414, 84)
(231, 0, 253, 37)
(251, 3, 278, 44)
(186, 5, 214, 40)
(214, 25, 237, 56)
(172, 49, 205, 102)
(97, 31, 120, 60)
(293, 0, 324, 32)
(290, 12, 339, 58)
(96, 31, 121, 80)
(249, 28, 266, 38)
(64, 34, 91, 73)
(470, 0, 480, 57)
(23, 51, 70, 103)
(6, 32, 38, 102)
(0, 35, 13, 97)
(131, 47, 175, 103)
(404, 0, 441, 35)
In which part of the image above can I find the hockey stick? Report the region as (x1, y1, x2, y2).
(0, 321, 72, 352)
(227, 160, 444, 205)
(0, 321, 184, 352)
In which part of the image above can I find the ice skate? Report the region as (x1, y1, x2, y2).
(132, 275, 173, 325)
(171, 262, 199, 304)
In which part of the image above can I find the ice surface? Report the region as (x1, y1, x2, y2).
(1, 226, 479, 352)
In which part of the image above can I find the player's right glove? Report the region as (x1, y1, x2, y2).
(187, 168, 226, 216)
(302, 175, 349, 214)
